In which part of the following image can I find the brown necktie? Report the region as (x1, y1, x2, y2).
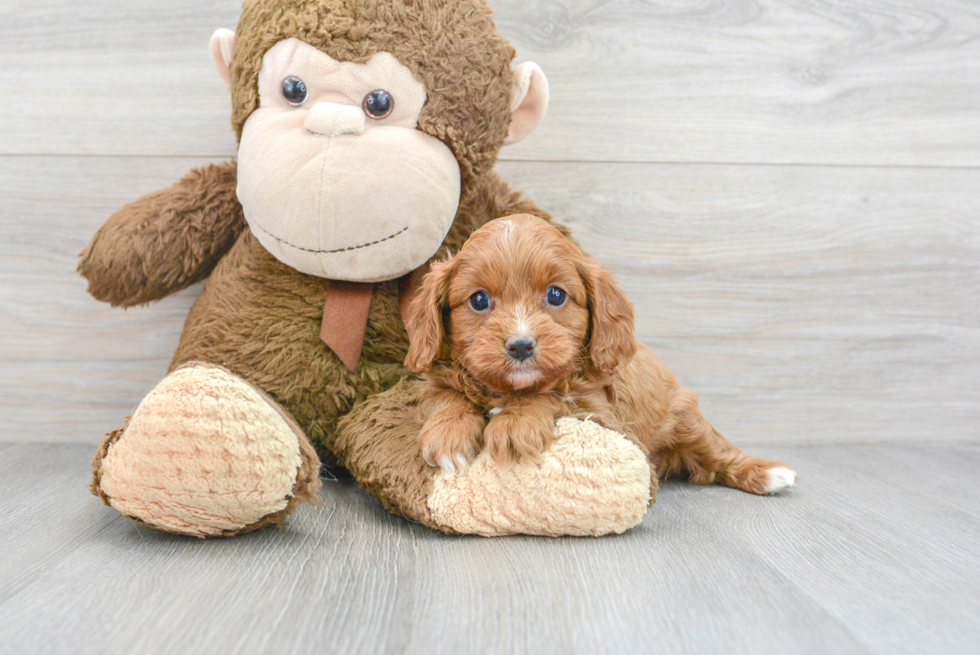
(320, 265, 428, 373)
(320, 281, 374, 373)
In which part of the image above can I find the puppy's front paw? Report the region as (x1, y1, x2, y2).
(483, 411, 554, 466)
(419, 417, 483, 475)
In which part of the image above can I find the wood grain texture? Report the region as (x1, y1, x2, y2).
(1, 0, 979, 166)
(0, 442, 977, 654)
(2, 156, 976, 445)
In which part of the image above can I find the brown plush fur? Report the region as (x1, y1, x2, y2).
(86, 0, 736, 532)
(84, 171, 550, 530)
(79, 0, 564, 533)
(406, 216, 793, 494)
(165, 172, 551, 469)
(331, 378, 442, 528)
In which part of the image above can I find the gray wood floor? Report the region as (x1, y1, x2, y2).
(1, 442, 978, 654)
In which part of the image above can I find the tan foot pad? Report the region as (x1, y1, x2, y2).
(428, 418, 652, 537)
(99, 365, 304, 537)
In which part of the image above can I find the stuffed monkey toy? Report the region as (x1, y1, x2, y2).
(81, 0, 656, 538)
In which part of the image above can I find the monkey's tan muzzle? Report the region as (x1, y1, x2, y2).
(304, 102, 366, 137)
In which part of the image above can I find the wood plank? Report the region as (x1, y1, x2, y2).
(0, 444, 410, 655)
(404, 489, 869, 655)
(513, 160, 980, 445)
(0, 444, 125, 604)
(853, 443, 980, 520)
(500, 0, 980, 167)
(0, 155, 204, 443)
(1, 0, 979, 166)
(1, 443, 978, 653)
(0, 0, 241, 158)
(1, 155, 976, 445)
(695, 444, 980, 653)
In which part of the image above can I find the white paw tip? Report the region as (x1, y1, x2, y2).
(764, 467, 797, 494)
(438, 454, 457, 475)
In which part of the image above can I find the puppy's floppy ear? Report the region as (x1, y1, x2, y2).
(578, 258, 637, 373)
(405, 258, 457, 373)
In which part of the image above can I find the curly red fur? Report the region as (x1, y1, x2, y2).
(405, 214, 796, 493)
(405, 214, 636, 467)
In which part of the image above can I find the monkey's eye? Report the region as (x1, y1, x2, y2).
(363, 89, 394, 119)
(281, 76, 308, 106)
(469, 291, 491, 312)
(546, 287, 567, 307)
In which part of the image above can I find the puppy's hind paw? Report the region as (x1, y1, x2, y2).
(763, 467, 798, 494)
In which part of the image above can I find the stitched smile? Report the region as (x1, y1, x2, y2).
(250, 222, 409, 255)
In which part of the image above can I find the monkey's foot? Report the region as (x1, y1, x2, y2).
(428, 418, 652, 536)
(92, 363, 321, 538)
(334, 381, 652, 537)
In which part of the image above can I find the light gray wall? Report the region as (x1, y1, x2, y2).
(1, 0, 977, 445)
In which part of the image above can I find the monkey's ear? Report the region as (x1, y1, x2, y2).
(209, 29, 236, 88)
(503, 62, 549, 146)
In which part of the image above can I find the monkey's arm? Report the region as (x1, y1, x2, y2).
(78, 161, 246, 307)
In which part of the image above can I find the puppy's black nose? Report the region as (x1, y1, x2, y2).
(506, 338, 536, 362)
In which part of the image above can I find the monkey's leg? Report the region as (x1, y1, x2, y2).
(331, 379, 652, 537)
(91, 363, 321, 538)
(656, 386, 797, 495)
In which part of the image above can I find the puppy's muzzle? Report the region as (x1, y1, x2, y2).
(506, 337, 536, 362)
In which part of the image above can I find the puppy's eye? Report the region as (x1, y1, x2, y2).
(363, 89, 394, 119)
(546, 286, 567, 307)
(469, 291, 491, 312)
(282, 76, 308, 106)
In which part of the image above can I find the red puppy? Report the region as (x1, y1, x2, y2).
(405, 214, 796, 495)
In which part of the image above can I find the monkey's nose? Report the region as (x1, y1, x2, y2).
(304, 102, 366, 137)
(506, 337, 536, 362)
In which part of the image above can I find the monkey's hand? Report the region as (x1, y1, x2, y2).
(78, 161, 246, 307)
